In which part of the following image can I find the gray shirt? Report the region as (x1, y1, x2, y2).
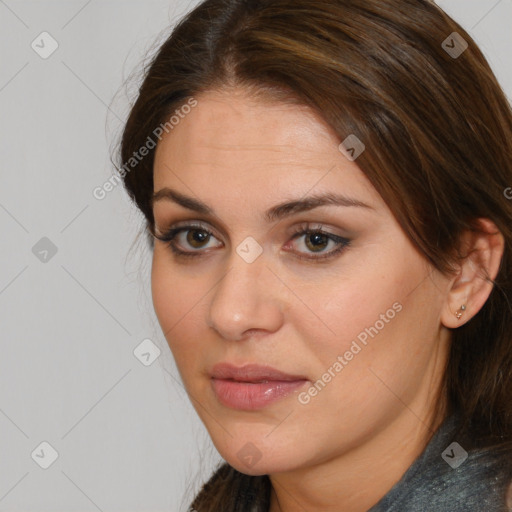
(222, 411, 512, 511)
(368, 411, 512, 511)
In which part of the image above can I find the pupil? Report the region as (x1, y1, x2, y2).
(307, 233, 327, 251)
(188, 229, 209, 247)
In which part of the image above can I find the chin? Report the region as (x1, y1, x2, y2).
(216, 439, 304, 476)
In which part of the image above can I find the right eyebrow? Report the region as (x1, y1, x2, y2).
(151, 187, 374, 223)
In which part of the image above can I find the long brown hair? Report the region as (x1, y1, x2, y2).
(117, 0, 512, 509)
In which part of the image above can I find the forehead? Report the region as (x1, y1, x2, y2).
(152, 88, 383, 213)
(155, 89, 336, 160)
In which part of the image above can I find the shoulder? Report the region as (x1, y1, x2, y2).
(405, 445, 512, 510)
(370, 413, 512, 512)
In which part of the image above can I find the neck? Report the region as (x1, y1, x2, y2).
(268, 396, 448, 512)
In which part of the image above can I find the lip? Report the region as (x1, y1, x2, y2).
(210, 363, 309, 410)
(210, 362, 308, 382)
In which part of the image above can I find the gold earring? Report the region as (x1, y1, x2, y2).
(455, 304, 466, 320)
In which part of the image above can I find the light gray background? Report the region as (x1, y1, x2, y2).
(0, 1, 510, 510)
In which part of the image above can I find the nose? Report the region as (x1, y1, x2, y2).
(206, 249, 285, 341)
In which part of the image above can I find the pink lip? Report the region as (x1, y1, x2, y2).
(210, 363, 309, 410)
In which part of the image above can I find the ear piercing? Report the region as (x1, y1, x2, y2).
(455, 304, 466, 320)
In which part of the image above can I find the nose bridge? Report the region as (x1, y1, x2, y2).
(207, 245, 283, 339)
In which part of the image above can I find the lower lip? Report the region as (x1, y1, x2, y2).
(211, 378, 308, 410)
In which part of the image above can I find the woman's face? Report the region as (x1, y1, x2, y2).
(151, 87, 452, 475)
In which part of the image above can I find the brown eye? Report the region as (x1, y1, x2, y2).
(153, 223, 222, 258)
(154, 222, 350, 262)
(286, 225, 351, 262)
(186, 229, 211, 248)
(304, 232, 330, 252)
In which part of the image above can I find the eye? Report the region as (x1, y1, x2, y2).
(286, 223, 351, 261)
(153, 222, 222, 258)
(153, 222, 351, 261)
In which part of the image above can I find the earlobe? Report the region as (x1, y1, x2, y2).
(440, 218, 504, 329)
(442, 295, 470, 329)
(454, 304, 466, 320)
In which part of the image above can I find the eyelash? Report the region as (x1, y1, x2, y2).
(153, 222, 351, 262)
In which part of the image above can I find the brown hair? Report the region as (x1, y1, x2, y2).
(117, 0, 512, 509)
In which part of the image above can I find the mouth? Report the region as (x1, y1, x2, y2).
(209, 362, 309, 410)
(210, 362, 308, 381)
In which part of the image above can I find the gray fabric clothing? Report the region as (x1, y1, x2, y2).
(215, 411, 512, 511)
(368, 411, 512, 511)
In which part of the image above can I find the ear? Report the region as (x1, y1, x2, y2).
(441, 218, 504, 328)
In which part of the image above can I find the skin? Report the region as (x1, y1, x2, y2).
(150, 87, 504, 511)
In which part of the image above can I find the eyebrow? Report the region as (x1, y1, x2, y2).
(150, 187, 374, 223)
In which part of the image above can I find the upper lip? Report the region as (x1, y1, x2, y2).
(210, 363, 308, 382)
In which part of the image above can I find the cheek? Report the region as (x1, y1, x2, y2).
(294, 264, 442, 413)
(151, 252, 206, 366)
(295, 268, 407, 364)
(151, 254, 178, 333)
(292, 253, 436, 397)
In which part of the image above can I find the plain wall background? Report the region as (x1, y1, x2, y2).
(0, 1, 510, 510)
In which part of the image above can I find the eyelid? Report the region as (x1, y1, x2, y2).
(154, 220, 220, 239)
(153, 221, 223, 254)
(154, 220, 352, 261)
(155, 219, 350, 240)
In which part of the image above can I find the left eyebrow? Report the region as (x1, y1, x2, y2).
(264, 192, 374, 222)
(150, 187, 374, 223)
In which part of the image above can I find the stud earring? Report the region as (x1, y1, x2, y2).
(455, 304, 466, 320)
